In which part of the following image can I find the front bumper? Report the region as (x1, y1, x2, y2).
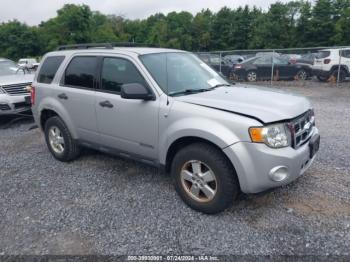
(0, 94, 31, 115)
(223, 127, 319, 194)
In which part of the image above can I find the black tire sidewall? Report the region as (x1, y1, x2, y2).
(171, 143, 238, 214)
(317, 76, 328, 82)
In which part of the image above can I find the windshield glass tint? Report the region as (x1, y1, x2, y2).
(140, 52, 228, 96)
(0, 61, 19, 76)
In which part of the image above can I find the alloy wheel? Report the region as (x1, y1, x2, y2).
(247, 71, 257, 82)
(180, 160, 217, 203)
(48, 126, 65, 154)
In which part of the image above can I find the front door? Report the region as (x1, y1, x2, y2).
(95, 56, 159, 160)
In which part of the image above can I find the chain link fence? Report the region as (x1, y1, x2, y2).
(196, 46, 350, 88)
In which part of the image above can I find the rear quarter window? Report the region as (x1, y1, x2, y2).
(63, 56, 97, 89)
(37, 56, 65, 84)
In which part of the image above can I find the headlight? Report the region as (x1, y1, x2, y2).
(0, 87, 4, 94)
(249, 123, 291, 148)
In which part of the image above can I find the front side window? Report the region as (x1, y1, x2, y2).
(101, 57, 147, 93)
(64, 56, 97, 89)
(140, 52, 228, 96)
(37, 56, 65, 84)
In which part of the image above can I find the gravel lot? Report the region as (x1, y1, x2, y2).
(0, 81, 349, 256)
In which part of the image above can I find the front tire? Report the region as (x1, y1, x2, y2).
(44, 116, 80, 162)
(171, 143, 239, 214)
(317, 75, 328, 82)
(331, 68, 346, 83)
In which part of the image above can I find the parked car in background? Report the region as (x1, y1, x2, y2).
(280, 54, 302, 64)
(31, 43, 320, 214)
(224, 54, 244, 64)
(295, 53, 317, 65)
(256, 52, 281, 58)
(197, 53, 234, 79)
(0, 58, 34, 115)
(18, 58, 40, 70)
(313, 48, 350, 82)
(233, 56, 312, 82)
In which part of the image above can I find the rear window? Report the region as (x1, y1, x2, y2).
(316, 51, 330, 59)
(64, 56, 97, 89)
(37, 56, 65, 84)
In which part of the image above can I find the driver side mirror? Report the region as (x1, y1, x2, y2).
(121, 83, 155, 101)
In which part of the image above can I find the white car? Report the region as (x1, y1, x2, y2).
(312, 48, 350, 82)
(0, 58, 34, 115)
(18, 58, 40, 70)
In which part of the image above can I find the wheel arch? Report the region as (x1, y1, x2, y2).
(164, 136, 238, 182)
(330, 64, 349, 74)
(37, 98, 78, 139)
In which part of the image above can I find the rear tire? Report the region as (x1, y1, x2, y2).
(317, 75, 328, 82)
(44, 116, 80, 162)
(171, 143, 239, 214)
(296, 69, 308, 81)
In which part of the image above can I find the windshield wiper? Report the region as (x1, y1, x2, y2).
(169, 88, 212, 96)
(210, 83, 232, 89)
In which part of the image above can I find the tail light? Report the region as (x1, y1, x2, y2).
(234, 64, 242, 69)
(324, 59, 331, 64)
(26, 85, 35, 105)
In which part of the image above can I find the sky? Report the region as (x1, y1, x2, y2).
(0, 0, 291, 25)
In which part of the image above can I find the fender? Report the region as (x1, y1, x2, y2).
(159, 117, 241, 165)
(37, 96, 78, 139)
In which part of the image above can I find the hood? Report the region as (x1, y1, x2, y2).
(0, 74, 34, 86)
(175, 84, 311, 124)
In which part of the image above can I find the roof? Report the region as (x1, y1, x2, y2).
(46, 47, 186, 58)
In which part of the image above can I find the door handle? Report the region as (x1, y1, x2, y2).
(58, 93, 68, 100)
(99, 100, 114, 108)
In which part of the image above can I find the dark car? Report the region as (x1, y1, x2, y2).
(233, 56, 312, 82)
(197, 54, 234, 79)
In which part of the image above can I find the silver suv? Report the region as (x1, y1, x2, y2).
(31, 44, 320, 214)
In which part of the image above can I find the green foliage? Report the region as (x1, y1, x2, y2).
(0, 21, 40, 60)
(0, 1, 349, 60)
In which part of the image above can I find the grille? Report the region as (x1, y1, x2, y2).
(1, 83, 31, 96)
(290, 110, 315, 149)
(0, 103, 11, 111)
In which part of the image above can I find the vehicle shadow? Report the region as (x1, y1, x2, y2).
(0, 112, 35, 130)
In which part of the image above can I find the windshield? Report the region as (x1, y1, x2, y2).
(0, 61, 21, 76)
(140, 52, 229, 96)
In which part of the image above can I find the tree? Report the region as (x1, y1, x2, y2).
(0, 21, 40, 60)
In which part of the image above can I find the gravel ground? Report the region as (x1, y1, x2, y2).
(0, 81, 349, 256)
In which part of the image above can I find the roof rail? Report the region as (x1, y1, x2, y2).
(56, 42, 158, 51)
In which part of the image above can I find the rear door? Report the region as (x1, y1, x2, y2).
(273, 57, 296, 79)
(95, 55, 159, 160)
(253, 56, 273, 80)
(56, 55, 99, 142)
